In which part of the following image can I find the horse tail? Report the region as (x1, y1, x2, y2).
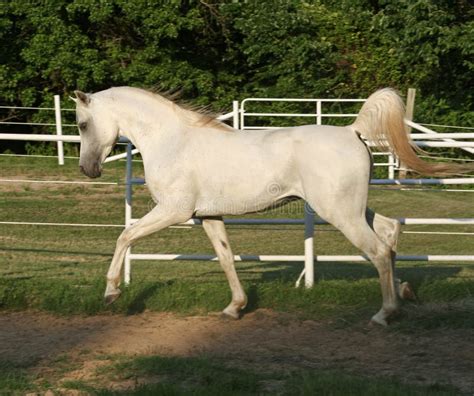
(351, 88, 473, 176)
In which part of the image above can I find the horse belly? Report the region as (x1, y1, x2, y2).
(193, 154, 300, 216)
(193, 191, 295, 216)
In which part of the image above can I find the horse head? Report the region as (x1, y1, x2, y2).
(72, 90, 119, 178)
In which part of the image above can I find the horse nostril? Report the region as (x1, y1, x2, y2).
(79, 165, 86, 175)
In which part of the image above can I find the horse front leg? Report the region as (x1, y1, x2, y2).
(104, 205, 192, 304)
(201, 217, 247, 319)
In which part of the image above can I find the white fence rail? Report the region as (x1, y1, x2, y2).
(0, 95, 77, 164)
(1, 95, 473, 289)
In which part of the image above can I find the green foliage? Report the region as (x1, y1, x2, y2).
(25, 142, 56, 156)
(0, 0, 472, 128)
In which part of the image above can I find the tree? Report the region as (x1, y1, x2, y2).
(0, 0, 472, 143)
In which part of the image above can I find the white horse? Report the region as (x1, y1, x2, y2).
(72, 87, 469, 326)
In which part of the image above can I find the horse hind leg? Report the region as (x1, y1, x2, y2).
(343, 222, 399, 325)
(366, 209, 416, 301)
(366, 209, 400, 253)
(311, 202, 400, 325)
(201, 217, 247, 319)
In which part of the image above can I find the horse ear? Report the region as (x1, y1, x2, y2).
(74, 90, 90, 105)
(69, 96, 77, 103)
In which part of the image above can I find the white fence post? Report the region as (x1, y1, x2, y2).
(239, 101, 245, 130)
(316, 100, 322, 125)
(124, 141, 133, 284)
(388, 154, 395, 179)
(304, 204, 315, 288)
(54, 95, 64, 165)
(302, 100, 322, 288)
(233, 101, 239, 129)
(399, 88, 416, 178)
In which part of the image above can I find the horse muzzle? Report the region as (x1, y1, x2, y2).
(79, 163, 102, 178)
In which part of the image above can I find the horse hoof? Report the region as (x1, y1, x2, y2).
(370, 311, 388, 327)
(369, 318, 388, 327)
(221, 308, 241, 320)
(104, 291, 121, 305)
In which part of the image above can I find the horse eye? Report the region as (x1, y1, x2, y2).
(78, 121, 87, 130)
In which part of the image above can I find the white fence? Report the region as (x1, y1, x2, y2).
(1, 95, 473, 288)
(0, 95, 77, 164)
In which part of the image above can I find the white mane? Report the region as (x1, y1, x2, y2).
(105, 87, 233, 132)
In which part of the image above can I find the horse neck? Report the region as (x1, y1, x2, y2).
(112, 93, 183, 154)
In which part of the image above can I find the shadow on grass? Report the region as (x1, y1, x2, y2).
(244, 283, 260, 313)
(236, 261, 470, 326)
(0, 360, 40, 394)
(125, 283, 161, 315)
(0, 246, 113, 257)
(391, 295, 474, 332)
(65, 355, 464, 396)
(245, 261, 463, 284)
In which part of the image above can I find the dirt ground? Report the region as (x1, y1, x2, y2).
(1, 309, 473, 394)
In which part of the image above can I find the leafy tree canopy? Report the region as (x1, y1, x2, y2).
(0, 0, 472, 124)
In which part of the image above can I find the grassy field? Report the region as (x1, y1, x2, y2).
(0, 155, 473, 394)
(0, 156, 473, 318)
(1, 353, 464, 395)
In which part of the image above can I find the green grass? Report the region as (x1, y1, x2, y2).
(0, 356, 460, 396)
(0, 361, 40, 394)
(0, 352, 465, 395)
(0, 156, 473, 394)
(1, 156, 473, 326)
(1, 273, 473, 330)
(56, 355, 461, 396)
(285, 371, 461, 396)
